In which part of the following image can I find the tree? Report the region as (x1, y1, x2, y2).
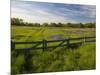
(85, 23, 95, 28)
(49, 23, 57, 27)
(57, 22, 63, 27)
(11, 17, 95, 28)
(79, 23, 84, 28)
(11, 18, 24, 25)
(33, 23, 40, 27)
(42, 23, 49, 27)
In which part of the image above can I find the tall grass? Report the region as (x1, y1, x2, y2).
(11, 43, 96, 74)
(11, 26, 96, 74)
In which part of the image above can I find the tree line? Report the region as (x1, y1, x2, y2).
(11, 18, 96, 28)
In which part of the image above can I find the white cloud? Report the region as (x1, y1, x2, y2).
(80, 5, 96, 18)
(11, 0, 96, 23)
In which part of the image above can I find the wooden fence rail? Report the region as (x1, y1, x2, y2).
(11, 36, 95, 51)
(11, 36, 96, 73)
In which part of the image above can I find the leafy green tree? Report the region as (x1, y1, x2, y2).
(50, 23, 57, 27)
(11, 18, 24, 25)
(42, 23, 49, 27)
(57, 22, 63, 27)
(33, 23, 40, 27)
(11, 17, 95, 28)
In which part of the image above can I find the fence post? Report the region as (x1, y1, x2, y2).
(43, 40, 47, 51)
(67, 38, 70, 48)
(11, 41, 15, 51)
(24, 49, 33, 73)
(83, 36, 86, 44)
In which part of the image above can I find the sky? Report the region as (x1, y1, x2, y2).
(11, 0, 96, 24)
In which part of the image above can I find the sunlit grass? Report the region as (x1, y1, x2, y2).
(11, 26, 96, 74)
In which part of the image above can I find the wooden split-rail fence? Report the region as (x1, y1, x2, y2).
(11, 36, 95, 72)
(11, 36, 95, 51)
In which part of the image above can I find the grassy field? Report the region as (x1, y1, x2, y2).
(11, 26, 95, 41)
(11, 26, 96, 74)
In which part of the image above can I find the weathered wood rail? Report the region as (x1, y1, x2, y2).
(11, 36, 95, 73)
(11, 36, 95, 51)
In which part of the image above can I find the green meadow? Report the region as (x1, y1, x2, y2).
(11, 26, 95, 41)
(11, 26, 96, 74)
(11, 1, 96, 74)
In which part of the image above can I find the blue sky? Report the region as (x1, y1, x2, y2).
(11, 0, 96, 24)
